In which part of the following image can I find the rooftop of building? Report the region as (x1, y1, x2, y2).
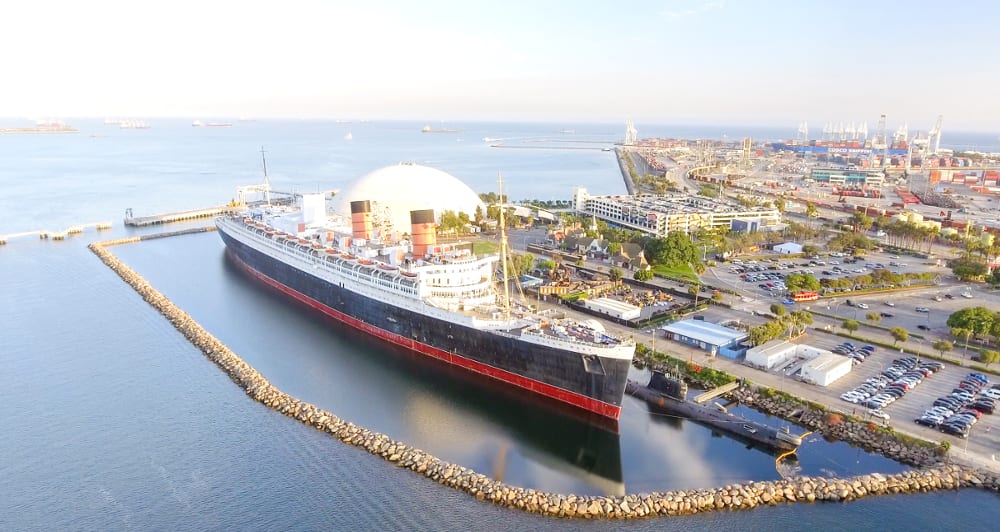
(661, 319, 749, 346)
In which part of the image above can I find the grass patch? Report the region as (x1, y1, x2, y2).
(652, 263, 699, 284)
(634, 343, 736, 388)
(806, 309, 925, 339)
(473, 241, 499, 255)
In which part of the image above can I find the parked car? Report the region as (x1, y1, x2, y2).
(972, 401, 995, 414)
(980, 389, 1000, 400)
(915, 415, 941, 427)
(869, 410, 890, 421)
(916, 307, 930, 313)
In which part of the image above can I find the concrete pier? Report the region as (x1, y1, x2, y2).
(124, 206, 229, 227)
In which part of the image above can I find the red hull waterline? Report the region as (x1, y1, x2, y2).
(227, 250, 623, 420)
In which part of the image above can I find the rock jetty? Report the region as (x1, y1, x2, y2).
(89, 236, 1000, 519)
(731, 387, 945, 467)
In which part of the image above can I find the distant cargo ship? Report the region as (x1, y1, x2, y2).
(422, 125, 462, 133)
(192, 120, 233, 128)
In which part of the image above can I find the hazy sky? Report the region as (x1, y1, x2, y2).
(3, 0, 998, 130)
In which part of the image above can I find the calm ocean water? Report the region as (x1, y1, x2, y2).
(1, 120, 997, 530)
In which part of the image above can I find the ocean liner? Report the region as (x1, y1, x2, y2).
(215, 170, 635, 420)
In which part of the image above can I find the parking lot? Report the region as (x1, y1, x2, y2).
(801, 332, 1000, 461)
(707, 248, 950, 309)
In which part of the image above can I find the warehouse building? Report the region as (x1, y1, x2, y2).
(745, 340, 835, 371)
(660, 319, 748, 358)
(582, 297, 642, 321)
(800, 352, 853, 386)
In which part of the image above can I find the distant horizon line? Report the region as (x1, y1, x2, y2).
(1, 116, 996, 134)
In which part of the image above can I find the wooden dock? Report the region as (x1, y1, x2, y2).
(124, 206, 229, 227)
(692, 381, 741, 404)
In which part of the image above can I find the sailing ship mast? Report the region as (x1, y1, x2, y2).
(498, 173, 511, 318)
(260, 146, 272, 206)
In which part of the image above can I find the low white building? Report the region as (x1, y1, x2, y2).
(582, 297, 642, 320)
(745, 340, 797, 370)
(745, 340, 840, 373)
(773, 242, 803, 254)
(800, 352, 853, 386)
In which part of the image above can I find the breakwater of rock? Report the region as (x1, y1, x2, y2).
(88, 235, 999, 518)
(731, 387, 947, 467)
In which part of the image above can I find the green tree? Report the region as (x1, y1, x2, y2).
(946, 307, 995, 340)
(773, 198, 786, 213)
(805, 202, 818, 218)
(785, 273, 821, 293)
(608, 267, 623, 282)
(890, 326, 908, 346)
(642, 232, 700, 268)
(932, 339, 954, 358)
(842, 319, 860, 333)
(787, 310, 814, 337)
(849, 210, 874, 233)
(866, 312, 881, 323)
(770, 303, 786, 317)
(634, 269, 654, 281)
(698, 184, 719, 198)
(606, 242, 622, 256)
(950, 257, 988, 281)
(951, 327, 973, 358)
(510, 252, 535, 276)
(988, 268, 1000, 288)
(980, 349, 1000, 368)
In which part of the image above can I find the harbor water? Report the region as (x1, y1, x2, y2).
(2, 120, 998, 530)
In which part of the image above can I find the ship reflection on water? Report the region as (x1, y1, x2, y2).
(220, 256, 624, 495)
(340, 326, 625, 496)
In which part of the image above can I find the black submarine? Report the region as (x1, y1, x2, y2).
(627, 371, 806, 452)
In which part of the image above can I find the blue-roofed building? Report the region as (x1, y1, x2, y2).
(660, 319, 749, 358)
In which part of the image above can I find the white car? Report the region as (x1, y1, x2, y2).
(926, 407, 955, 418)
(915, 307, 930, 313)
(869, 410, 890, 421)
(884, 301, 895, 307)
(980, 388, 1000, 400)
(856, 303, 869, 309)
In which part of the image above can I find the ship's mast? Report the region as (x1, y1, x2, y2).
(260, 146, 272, 206)
(498, 173, 511, 317)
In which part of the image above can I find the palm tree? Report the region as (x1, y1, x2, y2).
(952, 327, 973, 358)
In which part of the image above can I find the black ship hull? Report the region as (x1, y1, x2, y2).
(217, 224, 631, 419)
